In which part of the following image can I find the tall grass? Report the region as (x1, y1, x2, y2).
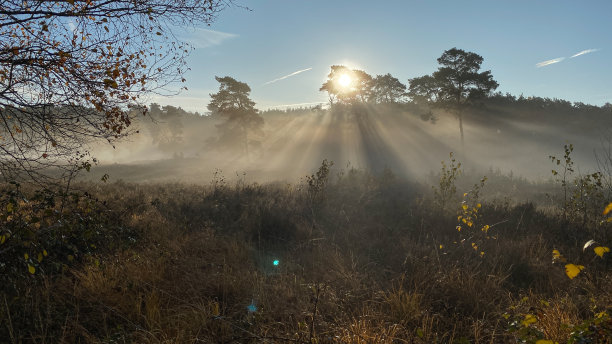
(0, 162, 610, 343)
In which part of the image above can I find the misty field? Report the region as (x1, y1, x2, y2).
(1, 145, 611, 343)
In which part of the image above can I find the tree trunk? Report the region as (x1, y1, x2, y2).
(458, 111, 465, 147)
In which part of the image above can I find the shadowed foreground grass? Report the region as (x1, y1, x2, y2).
(0, 166, 610, 343)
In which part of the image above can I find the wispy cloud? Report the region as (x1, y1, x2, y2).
(263, 68, 313, 85)
(178, 28, 237, 49)
(570, 48, 599, 58)
(536, 57, 565, 68)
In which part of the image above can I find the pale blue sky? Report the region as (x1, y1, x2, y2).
(151, 1, 612, 112)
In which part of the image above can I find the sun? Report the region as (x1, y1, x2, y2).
(337, 73, 352, 88)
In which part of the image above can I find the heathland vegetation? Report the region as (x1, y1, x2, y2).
(1, 3, 611, 343)
(1, 147, 611, 342)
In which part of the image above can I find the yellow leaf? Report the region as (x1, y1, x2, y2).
(471, 242, 478, 250)
(565, 264, 585, 279)
(476, 203, 481, 208)
(212, 301, 220, 317)
(456, 226, 461, 232)
(480, 251, 485, 257)
(43, 249, 48, 257)
(595, 311, 608, 319)
(37, 253, 43, 263)
(603, 202, 612, 215)
(28, 265, 35, 274)
(462, 204, 468, 211)
(522, 314, 537, 326)
(594, 246, 610, 258)
(463, 193, 468, 197)
(24, 253, 29, 260)
(0, 235, 5, 244)
(535, 340, 556, 344)
(552, 249, 566, 262)
(481, 225, 490, 233)
(439, 244, 444, 249)
(457, 215, 462, 221)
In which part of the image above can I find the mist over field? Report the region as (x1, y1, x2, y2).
(88, 99, 612, 185)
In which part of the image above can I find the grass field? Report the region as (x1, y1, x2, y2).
(1, 155, 610, 343)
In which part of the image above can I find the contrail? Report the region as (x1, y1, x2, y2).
(570, 49, 599, 58)
(263, 67, 313, 85)
(536, 57, 565, 68)
(266, 101, 326, 109)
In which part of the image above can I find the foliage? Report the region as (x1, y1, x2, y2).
(208, 76, 264, 156)
(320, 66, 408, 105)
(408, 47, 499, 144)
(370, 73, 408, 103)
(1, 154, 611, 343)
(0, 182, 136, 290)
(320, 65, 373, 104)
(305, 159, 333, 207)
(0, 0, 230, 182)
(432, 152, 462, 212)
(408, 48, 499, 105)
(550, 144, 604, 227)
(506, 296, 612, 344)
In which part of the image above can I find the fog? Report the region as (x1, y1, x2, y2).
(86, 101, 612, 185)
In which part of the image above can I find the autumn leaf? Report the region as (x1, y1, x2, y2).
(594, 246, 610, 258)
(603, 202, 612, 215)
(28, 265, 35, 274)
(103, 78, 119, 89)
(521, 314, 537, 326)
(535, 340, 557, 344)
(565, 264, 585, 279)
(552, 249, 567, 262)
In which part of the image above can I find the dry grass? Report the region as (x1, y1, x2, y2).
(0, 171, 610, 343)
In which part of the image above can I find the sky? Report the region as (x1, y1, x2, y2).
(149, 0, 612, 113)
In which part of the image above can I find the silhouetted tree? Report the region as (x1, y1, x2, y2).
(371, 74, 407, 103)
(145, 104, 185, 154)
(352, 69, 374, 103)
(320, 65, 373, 105)
(408, 48, 499, 145)
(0, 0, 230, 182)
(208, 76, 263, 157)
(320, 65, 351, 105)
